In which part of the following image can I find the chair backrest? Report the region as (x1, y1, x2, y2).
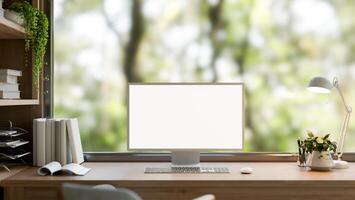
(62, 183, 143, 200)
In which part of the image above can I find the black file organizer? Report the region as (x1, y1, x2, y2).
(0, 120, 30, 171)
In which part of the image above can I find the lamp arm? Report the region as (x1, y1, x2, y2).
(333, 78, 352, 113)
(332, 78, 352, 159)
(336, 111, 351, 159)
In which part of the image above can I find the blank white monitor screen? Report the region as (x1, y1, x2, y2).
(128, 84, 244, 150)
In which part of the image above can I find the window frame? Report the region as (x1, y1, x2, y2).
(44, 0, 54, 118)
(48, 0, 355, 163)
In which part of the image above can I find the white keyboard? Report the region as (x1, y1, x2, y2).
(145, 167, 230, 174)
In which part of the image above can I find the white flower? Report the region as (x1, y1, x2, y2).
(316, 137, 324, 144)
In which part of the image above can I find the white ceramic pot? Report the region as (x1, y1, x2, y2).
(4, 10, 24, 26)
(0, 0, 4, 17)
(307, 151, 334, 171)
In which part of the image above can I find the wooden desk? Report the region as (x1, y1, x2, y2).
(0, 166, 28, 200)
(3, 162, 355, 200)
(0, 166, 27, 183)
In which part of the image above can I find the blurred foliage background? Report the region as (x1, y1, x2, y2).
(54, 0, 355, 152)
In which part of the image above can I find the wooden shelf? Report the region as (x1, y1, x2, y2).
(0, 99, 39, 106)
(0, 16, 25, 39)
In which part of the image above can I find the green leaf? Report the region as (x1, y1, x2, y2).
(9, 0, 49, 89)
(307, 131, 314, 138)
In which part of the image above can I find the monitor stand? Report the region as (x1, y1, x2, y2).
(171, 151, 200, 168)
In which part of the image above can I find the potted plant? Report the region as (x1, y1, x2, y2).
(7, 0, 48, 89)
(301, 131, 337, 171)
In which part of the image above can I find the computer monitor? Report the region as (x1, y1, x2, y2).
(128, 83, 244, 168)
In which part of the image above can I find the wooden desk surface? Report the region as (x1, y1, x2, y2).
(3, 162, 355, 200)
(3, 162, 355, 186)
(0, 166, 27, 183)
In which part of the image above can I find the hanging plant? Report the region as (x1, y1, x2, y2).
(9, 0, 48, 88)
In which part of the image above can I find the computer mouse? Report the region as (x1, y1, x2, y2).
(240, 167, 253, 174)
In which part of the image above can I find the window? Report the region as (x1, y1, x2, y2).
(54, 0, 355, 153)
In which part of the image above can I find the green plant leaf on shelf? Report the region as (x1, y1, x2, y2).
(9, 0, 49, 89)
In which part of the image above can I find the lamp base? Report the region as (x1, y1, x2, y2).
(333, 159, 349, 169)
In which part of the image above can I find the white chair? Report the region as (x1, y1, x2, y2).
(62, 183, 215, 200)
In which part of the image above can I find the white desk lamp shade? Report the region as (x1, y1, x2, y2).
(307, 77, 332, 93)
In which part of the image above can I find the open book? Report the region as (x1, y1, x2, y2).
(38, 161, 91, 176)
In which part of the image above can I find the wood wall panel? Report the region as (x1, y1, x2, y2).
(0, 40, 32, 99)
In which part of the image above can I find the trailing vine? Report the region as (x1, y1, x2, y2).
(9, 0, 48, 88)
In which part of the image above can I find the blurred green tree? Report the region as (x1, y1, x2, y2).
(54, 0, 355, 152)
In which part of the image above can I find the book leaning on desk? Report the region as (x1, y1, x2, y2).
(33, 118, 84, 167)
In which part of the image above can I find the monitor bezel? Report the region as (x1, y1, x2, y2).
(127, 82, 245, 151)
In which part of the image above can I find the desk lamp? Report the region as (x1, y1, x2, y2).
(308, 77, 352, 169)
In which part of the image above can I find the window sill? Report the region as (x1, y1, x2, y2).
(84, 152, 295, 162)
(84, 152, 355, 162)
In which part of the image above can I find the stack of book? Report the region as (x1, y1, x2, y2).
(33, 118, 84, 166)
(0, 69, 22, 99)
